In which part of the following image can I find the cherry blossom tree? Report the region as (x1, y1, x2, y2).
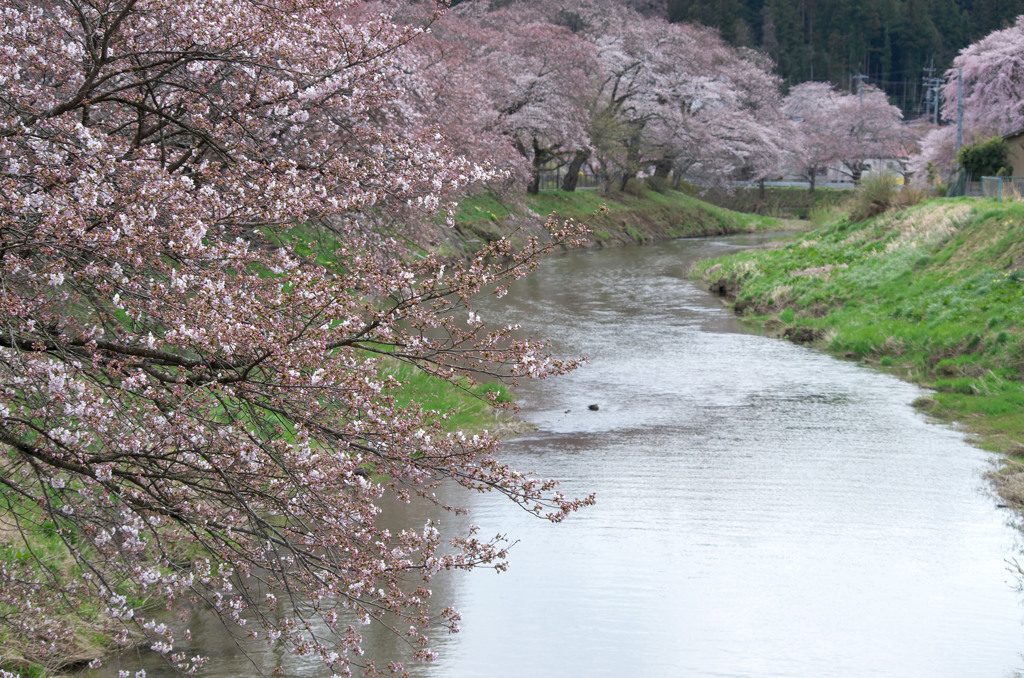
(536, 0, 786, 192)
(396, 8, 529, 190)
(0, 0, 593, 675)
(832, 85, 913, 183)
(782, 82, 845, 193)
(942, 15, 1024, 137)
(651, 34, 788, 187)
(916, 15, 1024, 181)
(442, 5, 598, 194)
(575, 5, 719, 190)
(784, 81, 911, 191)
(908, 124, 960, 186)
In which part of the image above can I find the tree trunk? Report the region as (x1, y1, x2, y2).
(514, 137, 541, 195)
(527, 170, 541, 195)
(602, 175, 615, 195)
(808, 171, 817, 196)
(561, 149, 591, 192)
(620, 133, 642, 192)
(596, 155, 615, 195)
(653, 155, 674, 179)
(528, 137, 545, 195)
(619, 171, 634, 192)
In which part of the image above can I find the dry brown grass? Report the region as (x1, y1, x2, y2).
(884, 203, 973, 253)
(990, 459, 1024, 509)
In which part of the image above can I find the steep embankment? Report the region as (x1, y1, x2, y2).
(694, 198, 1024, 506)
(444, 187, 786, 257)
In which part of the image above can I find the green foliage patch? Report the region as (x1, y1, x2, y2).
(957, 136, 1012, 178)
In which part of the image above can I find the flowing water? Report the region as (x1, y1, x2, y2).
(91, 235, 1024, 678)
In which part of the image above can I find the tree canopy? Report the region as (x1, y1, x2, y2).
(0, 0, 593, 674)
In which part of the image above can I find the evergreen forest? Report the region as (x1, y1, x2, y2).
(665, 0, 1024, 114)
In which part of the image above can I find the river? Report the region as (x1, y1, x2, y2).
(89, 235, 1024, 678)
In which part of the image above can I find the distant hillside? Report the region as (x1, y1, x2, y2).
(665, 0, 1024, 115)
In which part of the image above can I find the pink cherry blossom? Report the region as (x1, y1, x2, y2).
(0, 0, 593, 674)
(916, 16, 1024, 180)
(784, 81, 911, 189)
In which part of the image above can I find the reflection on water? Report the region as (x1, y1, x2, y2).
(87, 236, 1024, 678)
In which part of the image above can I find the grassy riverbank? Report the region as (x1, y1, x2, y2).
(698, 185, 852, 219)
(446, 185, 787, 257)
(693, 197, 1024, 506)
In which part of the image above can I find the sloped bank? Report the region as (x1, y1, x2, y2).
(693, 198, 1024, 508)
(444, 186, 787, 258)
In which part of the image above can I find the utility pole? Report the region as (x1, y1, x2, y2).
(956, 66, 963, 153)
(922, 59, 943, 125)
(854, 73, 867, 103)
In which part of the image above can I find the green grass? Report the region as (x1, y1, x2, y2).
(696, 196, 1024, 459)
(521, 188, 613, 220)
(699, 185, 853, 218)
(454, 185, 789, 253)
(452, 191, 515, 225)
(380, 358, 513, 433)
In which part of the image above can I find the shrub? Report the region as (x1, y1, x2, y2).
(622, 177, 646, 196)
(808, 203, 843, 229)
(957, 136, 1012, 178)
(892, 184, 927, 210)
(849, 174, 901, 220)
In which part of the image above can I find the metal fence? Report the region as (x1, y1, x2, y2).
(981, 176, 1024, 202)
(946, 171, 983, 197)
(536, 170, 603, 191)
